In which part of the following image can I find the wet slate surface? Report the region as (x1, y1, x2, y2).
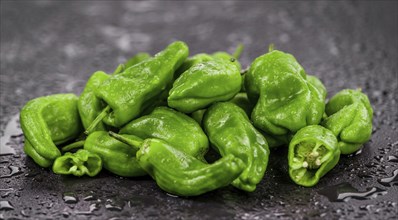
(1, 1, 397, 219)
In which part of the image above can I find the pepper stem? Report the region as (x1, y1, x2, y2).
(233, 43, 244, 59)
(62, 140, 86, 152)
(268, 44, 275, 52)
(112, 64, 125, 75)
(84, 105, 111, 135)
(108, 131, 143, 151)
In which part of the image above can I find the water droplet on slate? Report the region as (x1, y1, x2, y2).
(387, 155, 398, 163)
(63, 193, 78, 204)
(105, 199, 123, 211)
(378, 169, 398, 186)
(0, 165, 22, 178)
(318, 182, 387, 202)
(0, 200, 14, 210)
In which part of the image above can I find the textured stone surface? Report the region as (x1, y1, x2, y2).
(0, 1, 397, 219)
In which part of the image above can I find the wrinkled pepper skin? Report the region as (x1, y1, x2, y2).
(175, 53, 213, 78)
(78, 71, 110, 131)
(168, 59, 242, 113)
(20, 94, 83, 167)
(229, 92, 254, 117)
(95, 41, 189, 127)
(119, 107, 209, 161)
(245, 49, 306, 103)
(307, 75, 327, 100)
(136, 138, 245, 196)
(261, 132, 291, 149)
(322, 89, 373, 154)
(124, 52, 151, 69)
(52, 149, 102, 177)
(190, 109, 207, 125)
(247, 50, 325, 136)
(288, 125, 340, 187)
(203, 102, 269, 192)
(175, 47, 243, 78)
(84, 131, 146, 177)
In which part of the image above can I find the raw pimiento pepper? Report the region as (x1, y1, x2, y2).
(168, 58, 242, 113)
(78, 71, 110, 131)
(94, 41, 189, 127)
(52, 149, 102, 177)
(203, 102, 269, 192)
(175, 44, 244, 78)
(229, 92, 254, 116)
(247, 49, 325, 136)
(174, 53, 213, 78)
(20, 94, 83, 167)
(136, 138, 245, 196)
(84, 131, 146, 177)
(79, 55, 150, 134)
(321, 89, 373, 154)
(307, 75, 327, 100)
(124, 52, 151, 69)
(119, 107, 209, 161)
(288, 125, 340, 187)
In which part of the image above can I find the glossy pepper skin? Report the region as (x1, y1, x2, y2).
(174, 53, 213, 78)
(203, 102, 269, 192)
(247, 49, 325, 136)
(124, 52, 151, 69)
(95, 41, 189, 127)
(20, 94, 83, 167)
(288, 125, 340, 187)
(168, 59, 242, 113)
(78, 71, 110, 131)
(229, 92, 254, 117)
(175, 45, 243, 78)
(119, 106, 209, 161)
(307, 75, 327, 100)
(136, 138, 245, 196)
(322, 89, 373, 154)
(84, 131, 146, 177)
(52, 149, 102, 177)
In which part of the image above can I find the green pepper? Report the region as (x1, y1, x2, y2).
(190, 92, 252, 128)
(174, 53, 213, 78)
(203, 102, 269, 192)
(321, 89, 373, 154)
(124, 52, 151, 69)
(81, 131, 146, 177)
(229, 92, 254, 116)
(261, 132, 291, 149)
(94, 41, 189, 127)
(20, 94, 83, 167)
(78, 71, 110, 131)
(136, 138, 245, 196)
(190, 109, 207, 125)
(247, 49, 325, 136)
(168, 58, 242, 113)
(307, 75, 327, 100)
(288, 125, 340, 187)
(52, 149, 102, 177)
(175, 44, 244, 78)
(119, 107, 209, 161)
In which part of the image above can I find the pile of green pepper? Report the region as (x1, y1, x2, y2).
(20, 41, 373, 196)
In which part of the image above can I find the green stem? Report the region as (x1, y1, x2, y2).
(233, 43, 244, 59)
(62, 140, 86, 152)
(268, 44, 275, 52)
(84, 106, 111, 135)
(108, 131, 143, 151)
(112, 63, 125, 75)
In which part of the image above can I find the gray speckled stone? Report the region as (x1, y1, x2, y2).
(0, 1, 397, 219)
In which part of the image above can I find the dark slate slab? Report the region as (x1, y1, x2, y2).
(1, 1, 397, 219)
